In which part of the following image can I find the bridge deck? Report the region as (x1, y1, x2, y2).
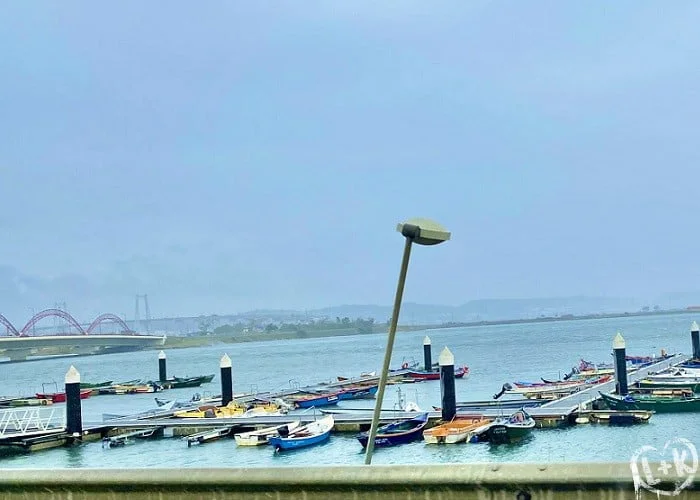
(541, 353, 689, 411)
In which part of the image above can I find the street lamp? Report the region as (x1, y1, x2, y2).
(364, 218, 450, 465)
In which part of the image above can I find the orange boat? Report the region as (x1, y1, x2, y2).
(423, 417, 492, 444)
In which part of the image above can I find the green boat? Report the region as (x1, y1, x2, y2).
(634, 379, 700, 392)
(162, 374, 215, 389)
(80, 380, 114, 389)
(599, 392, 700, 413)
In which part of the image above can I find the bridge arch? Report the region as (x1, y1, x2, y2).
(20, 309, 87, 336)
(0, 314, 20, 336)
(87, 313, 133, 334)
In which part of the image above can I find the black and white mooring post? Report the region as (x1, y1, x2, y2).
(692, 321, 700, 360)
(158, 350, 167, 382)
(423, 336, 432, 372)
(439, 347, 456, 421)
(65, 365, 82, 438)
(613, 332, 628, 396)
(220, 353, 233, 406)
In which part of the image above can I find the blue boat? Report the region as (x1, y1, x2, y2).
(337, 385, 378, 401)
(356, 412, 429, 448)
(293, 393, 340, 409)
(268, 416, 334, 451)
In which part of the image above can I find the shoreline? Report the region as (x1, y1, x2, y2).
(160, 308, 695, 350)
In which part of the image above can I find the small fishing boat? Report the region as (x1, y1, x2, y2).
(423, 417, 492, 444)
(575, 410, 652, 425)
(35, 388, 92, 403)
(235, 421, 301, 446)
(185, 426, 235, 447)
(174, 401, 285, 418)
(288, 392, 340, 409)
(162, 374, 215, 389)
(337, 385, 378, 401)
(80, 380, 114, 389)
(599, 392, 700, 413)
(403, 366, 469, 381)
(356, 412, 429, 448)
(102, 427, 164, 448)
(470, 409, 535, 444)
(634, 379, 700, 392)
(268, 415, 334, 451)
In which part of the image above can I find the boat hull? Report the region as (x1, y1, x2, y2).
(600, 392, 700, 413)
(268, 429, 330, 451)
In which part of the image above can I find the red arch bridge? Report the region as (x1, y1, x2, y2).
(0, 309, 165, 361)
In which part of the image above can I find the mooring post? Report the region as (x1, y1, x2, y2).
(613, 332, 628, 396)
(423, 336, 432, 372)
(439, 347, 456, 421)
(65, 365, 82, 438)
(692, 321, 700, 360)
(158, 350, 167, 382)
(220, 353, 233, 406)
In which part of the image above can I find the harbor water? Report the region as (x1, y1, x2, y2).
(1, 312, 698, 468)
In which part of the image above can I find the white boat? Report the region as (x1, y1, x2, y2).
(234, 421, 301, 446)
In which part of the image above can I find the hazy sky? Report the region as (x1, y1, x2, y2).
(1, 2, 699, 323)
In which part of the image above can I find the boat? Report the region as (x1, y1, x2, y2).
(633, 379, 700, 392)
(423, 416, 492, 444)
(287, 392, 340, 409)
(35, 388, 92, 403)
(337, 385, 378, 401)
(80, 380, 114, 389)
(599, 392, 700, 413)
(470, 409, 535, 444)
(576, 410, 652, 425)
(268, 415, 334, 451)
(162, 374, 215, 389)
(234, 421, 301, 446)
(356, 412, 429, 448)
(102, 427, 164, 448)
(403, 366, 469, 381)
(185, 426, 235, 446)
(174, 401, 285, 418)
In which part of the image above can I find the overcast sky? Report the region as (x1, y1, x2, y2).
(1, 2, 699, 323)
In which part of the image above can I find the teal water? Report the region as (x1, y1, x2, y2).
(1, 312, 699, 468)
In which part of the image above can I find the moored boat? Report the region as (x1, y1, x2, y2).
(423, 417, 492, 444)
(356, 412, 429, 448)
(268, 416, 334, 451)
(234, 421, 301, 446)
(80, 380, 114, 389)
(470, 409, 535, 443)
(599, 392, 700, 413)
(174, 401, 285, 418)
(404, 366, 469, 381)
(36, 388, 92, 403)
(288, 392, 340, 409)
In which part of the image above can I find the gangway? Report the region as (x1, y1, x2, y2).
(0, 406, 65, 439)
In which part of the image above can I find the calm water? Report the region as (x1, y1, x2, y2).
(1, 312, 699, 468)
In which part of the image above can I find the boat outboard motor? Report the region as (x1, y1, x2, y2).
(493, 383, 511, 400)
(277, 425, 290, 437)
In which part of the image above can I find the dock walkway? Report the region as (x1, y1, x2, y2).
(541, 353, 689, 411)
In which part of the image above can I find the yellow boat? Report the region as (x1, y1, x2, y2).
(423, 417, 492, 444)
(174, 401, 283, 419)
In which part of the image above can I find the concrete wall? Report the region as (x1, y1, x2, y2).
(0, 463, 697, 499)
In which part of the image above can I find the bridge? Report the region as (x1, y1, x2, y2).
(0, 309, 166, 361)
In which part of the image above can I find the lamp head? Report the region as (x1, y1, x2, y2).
(396, 218, 451, 246)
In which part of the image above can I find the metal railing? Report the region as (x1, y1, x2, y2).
(0, 406, 64, 439)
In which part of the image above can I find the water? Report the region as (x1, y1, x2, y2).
(1, 312, 698, 468)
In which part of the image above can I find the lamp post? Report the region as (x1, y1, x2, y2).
(364, 218, 450, 465)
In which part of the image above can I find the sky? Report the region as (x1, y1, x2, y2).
(1, 1, 700, 324)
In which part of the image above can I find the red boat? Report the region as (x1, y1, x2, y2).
(404, 365, 469, 380)
(36, 388, 93, 403)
